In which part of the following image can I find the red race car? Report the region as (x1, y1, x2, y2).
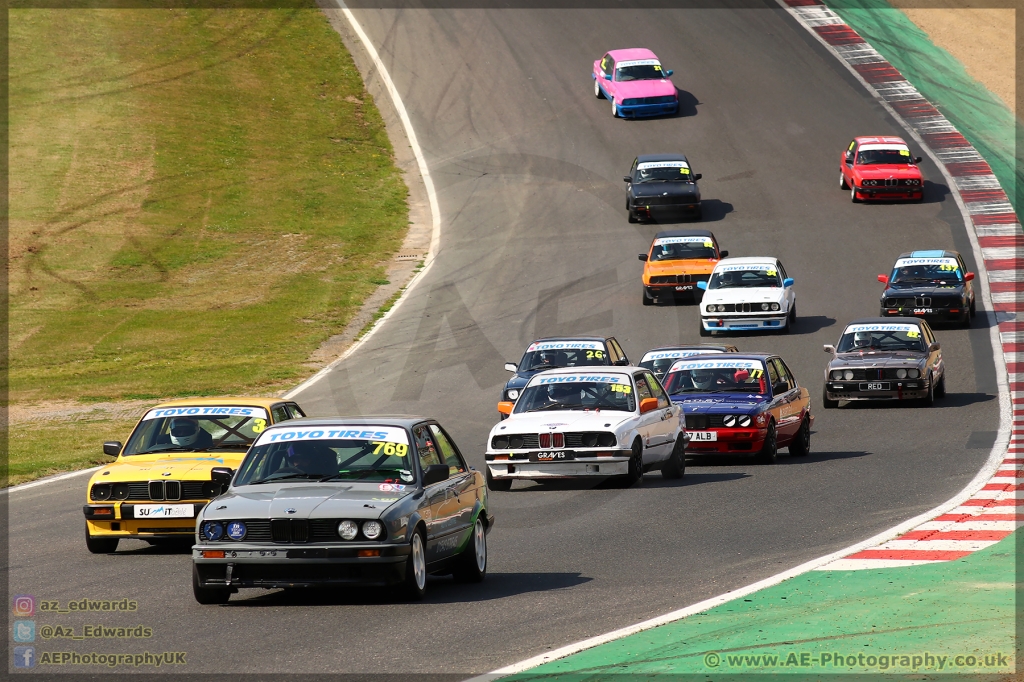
(840, 136, 923, 203)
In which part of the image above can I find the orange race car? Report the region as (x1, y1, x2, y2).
(638, 229, 727, 305)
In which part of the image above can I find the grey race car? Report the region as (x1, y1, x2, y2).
(192, 416, 494, 603)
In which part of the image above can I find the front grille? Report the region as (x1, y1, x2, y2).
(685, 414, 707, 429)
(491, 433, 540, 449)
(310, 519, 340, 541)
(648, 274, 708, 285)
(118, 481, 207, 501)
(148, 480, 181, 501)
(271, 519, 309, 543)
(623, 95, 676, 105)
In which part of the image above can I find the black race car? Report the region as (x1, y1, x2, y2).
(877, 250, 976, 327)
(624, 153, 702, 223)
(499, 336, 630, 416)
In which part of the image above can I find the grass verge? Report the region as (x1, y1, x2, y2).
(7, 418, 139, 487)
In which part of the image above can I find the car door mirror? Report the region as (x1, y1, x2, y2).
(928, 342, 940, 352)
(638, 253, 648, 261)
(614, 358, 629, 366)
(623, 175, 632, 182)
(783, 278, 794, 287)
(639, 397, 659, 414)
(965, 272, 975, 281)
(696, 281, 707, 290)
(102, 441, 122, 457)
(504, 362, 518, 372)
(844, 153, 853, 164)
(877, 274, 888, 284)
(604, 73, 612, 80)
(422, 463, 449, 486)
(694, 173, 702, 180)
(914, 156, 922, 163)
(719, 250, 728, 258)
(211, 467, 234, 488)
(497, 401, 514, 415)
(664, 69, 674, 77)
(823, 344, 836, 354)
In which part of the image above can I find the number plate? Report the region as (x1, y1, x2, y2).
(689, 431, 717, 442)
(913, 308, 932, 314)
(134, 504, 194, 518)
(532, 451, 574, 461)
(860, 382, 890, 391)
(675, 285, 694, 291)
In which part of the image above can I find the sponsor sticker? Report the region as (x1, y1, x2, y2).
(616, 58, 661, 68)
(894, 257, 958, 269)
(669, 359, 762, 372)
(641, 349, 724, 363)
(845, 323, 919, 334)
(717, 263, 776, 273)
(653, 236, 712, 247)
(133, 504, 193, 518)
(255, 426, 409, 446)
(638, 161, 689, 171)
(526, 341, 603, 352)
(379, 483, 407, 492)
(858, 143, 910, 152)
(143, 406, 268, 421)
(530, 373, 627, 386)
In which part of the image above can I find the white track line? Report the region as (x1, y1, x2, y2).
(284, 0, 442, 400)
(4, 467, 101, 495)
(463, 2, 1013, 678)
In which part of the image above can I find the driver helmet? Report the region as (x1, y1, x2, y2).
(691, 369, 716, 390)
(169, 418, 202, 446)
(547, 384, 577, 404)
(853, 331, 873, 348)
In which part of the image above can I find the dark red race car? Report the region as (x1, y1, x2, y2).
(840, 136, 923, 203)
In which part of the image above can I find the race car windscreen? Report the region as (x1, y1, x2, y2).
(837, 325, 927, 353)
(663, 360, 768, 395)
(519, 345, 610, 371)
(708, 266, 781, 289)
(890, 260, 962, 284)
(640, 350, 724, 378)
(235, 426, 414, 485)
(123, 406, 270, 455)
(514, 377, 636, 413)
(635, 165, 694, 184)
(856, 148, 915, 165)
(649, 238, 716, 261)
(616, 64, 665, 81)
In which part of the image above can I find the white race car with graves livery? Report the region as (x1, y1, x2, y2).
(485, 367, 688, 490)
(697, 257, 796, 335)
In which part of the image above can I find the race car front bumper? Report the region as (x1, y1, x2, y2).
(84, 503, 206, 539)
(881, 307, 967, 322)
(701, 314, 788, 332)
(617, 101, 678, 118)
(824, 378, 930, 402)
(645, 283, 701, 299)
(485, 449, 632, 479)
(192, 543, 411, 588)
(853, 186, 923, 201)
(685, 427, 768, 454)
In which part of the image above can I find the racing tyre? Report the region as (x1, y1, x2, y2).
(615, 440, 644, 487)
(970, 298, 976, 318)
(486, 467, 512, 492)
(850, 185, 860, 203)
(920, 375, 935, 407)
(661, 438, 686, 479)
(840, 172, 849, 190)
(611, 97, 618, 118)
(693, 205, 703, 221)
(85, 525, 118, 554)
(642, 289, 653, 306)
(192, 565, 231, 605)
(822, 392, 839, 409)
(452, 518, 487, 583)
(628, 209, 637, 223)
(401, 530, 428, 600)
(594, 77, 603, 99)
(699, 323, 711, 337)
(788, 418, 811, 457)
(935, 373, 946, 399)
(961, 309, 971, 328)
(755, 423, 777, 464)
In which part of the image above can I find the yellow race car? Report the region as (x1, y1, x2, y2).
(83, 397, 305, 553)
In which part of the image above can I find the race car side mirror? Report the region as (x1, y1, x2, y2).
(914, 157, 922, 163)
(604, 73, 612, 80)
(639, 397, 659, 414)
(720, 250, 729, 258)
(497, 401, 514, 415)
(844, 153, 853, 163)
(696, 281, 708, 290)
(211, 467, 234, 487)
(877, 274, 888, 284)
(102, 441, 122, 457)
(694, 173, 702, 180)
(422, 464, 450, 486)
(614, 358, 630, 366)
(823, 344, 836, 354)
(965, 272, 975, 281)
(783, 278, 794, 287)
(623, 176, 632, 182)
(504, 362, 517, 372)
(638, 254, 648, 261)
(928, 342, 941, 352)
(664, 69, 674, 77)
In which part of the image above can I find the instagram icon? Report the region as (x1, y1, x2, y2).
(12, 595, 35, 617)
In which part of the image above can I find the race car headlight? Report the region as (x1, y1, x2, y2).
(202, 521, 224, 541)
(761, 303, 770, 311)
(723, 415, 737, 427)
(111, 483, 130, 500)
(908, 368, 920, 379)
(770, 302, 780, 311)
(491, 435, 509, 449)
(863, 179, 877, 186)
(362, 520, 384, 540)
(844, 370, 854, 380)
(738, 415, 752, 427)
(908, 179, 920, 185)
(706, 304, 715, 313)
(896, 368, 908, 379)
(338, 520, 359, 540)
(507, 389, 520, 400)
(598, 432, 617, 447)
(90, 484, 112, 501)
(716, 304, 726, 312)
(831, 370, 844, 380)
(226, 521, 246, 541)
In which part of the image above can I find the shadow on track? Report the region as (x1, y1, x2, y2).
(703, 315, 836, 334)
(833, 392, 995, 410)
(686, 450, 871, 467)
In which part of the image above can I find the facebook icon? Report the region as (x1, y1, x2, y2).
(13, 646, 35, 669)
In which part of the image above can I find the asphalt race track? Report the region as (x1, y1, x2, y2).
(9, 4, 1000, 676)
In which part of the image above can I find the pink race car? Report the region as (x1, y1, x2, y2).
(593, 48, 678, 118)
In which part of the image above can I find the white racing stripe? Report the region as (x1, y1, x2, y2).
(4, 467, 101, 495)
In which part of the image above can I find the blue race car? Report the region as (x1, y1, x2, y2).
(662, 353, 813, 464)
